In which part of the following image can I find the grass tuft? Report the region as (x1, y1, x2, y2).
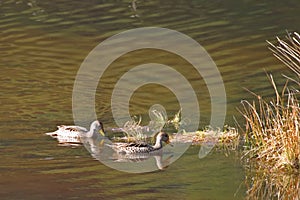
(240, 32, 300, 173)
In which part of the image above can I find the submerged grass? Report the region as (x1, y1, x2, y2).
(240, 32, 300, 173)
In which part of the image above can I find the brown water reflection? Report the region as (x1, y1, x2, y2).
(1, 0, 300, 199)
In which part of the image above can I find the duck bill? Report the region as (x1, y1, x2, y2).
(165, 140, 173, 147)
(99, 130, 105, 136)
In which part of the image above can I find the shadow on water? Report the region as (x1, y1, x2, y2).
(1, 0, 300, 199)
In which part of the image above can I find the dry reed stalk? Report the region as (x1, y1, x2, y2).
(268, 31, 300, 78)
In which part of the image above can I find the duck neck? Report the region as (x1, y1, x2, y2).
(86, 129, 95, 137)
(152, 137, 163, 150)
(87, 122, 98, 137)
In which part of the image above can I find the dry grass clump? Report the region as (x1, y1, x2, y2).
(171, 126, 239, 150)
(218, 125, 240, 148)
(121, 116, 147, 141)
(240, 32, 300, 173)
(191, 126, 239, 147)
(240, 75, 300, 173)
(115, 108, 181, 143)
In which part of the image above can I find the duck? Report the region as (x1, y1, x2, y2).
(109, 132, 171, 154)
(45, 120, 105, 140)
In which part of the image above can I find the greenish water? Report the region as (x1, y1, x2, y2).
(1, 0, 299, 199)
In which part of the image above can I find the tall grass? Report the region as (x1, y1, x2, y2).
(240, 76, 300, 172)
(240, 32, 300, 173)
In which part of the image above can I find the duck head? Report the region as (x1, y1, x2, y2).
(156, 132, 170, 144)
(90, 120, 105, 136)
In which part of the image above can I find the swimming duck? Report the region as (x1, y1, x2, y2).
(109, 132, 170, 154)
(46, 120, 105, 139)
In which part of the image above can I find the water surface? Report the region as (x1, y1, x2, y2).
(1, 0, 300, 199)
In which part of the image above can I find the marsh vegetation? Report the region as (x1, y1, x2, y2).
(240, 32, 300, 199)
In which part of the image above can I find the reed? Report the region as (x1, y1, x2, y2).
(268, 31, 300, 78)
(240, 32, 300, 173)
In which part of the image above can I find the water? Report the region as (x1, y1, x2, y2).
(1, 0, 299, 199)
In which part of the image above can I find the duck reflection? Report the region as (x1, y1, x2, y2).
(81, 131, 174, 171)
